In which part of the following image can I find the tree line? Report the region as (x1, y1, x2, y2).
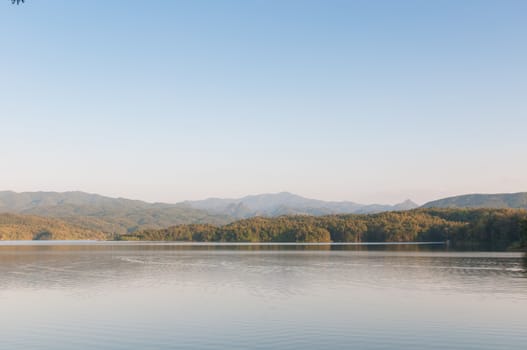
(119, 208, 527, 249)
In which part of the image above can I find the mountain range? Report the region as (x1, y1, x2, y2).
(183, 192, 418, 218)
(0, 191, 231, 236)
(0, 190, 526, 239)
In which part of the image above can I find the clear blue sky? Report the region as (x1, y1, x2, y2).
(1, 0, 526, 204)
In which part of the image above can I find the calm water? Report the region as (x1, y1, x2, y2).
(0, 242, 526, 350)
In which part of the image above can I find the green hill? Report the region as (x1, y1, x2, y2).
(0, 191, 232, 235)
(0, 213, 106, 240)
(122, 208, 527, 250)
(422, 192, 527, 209)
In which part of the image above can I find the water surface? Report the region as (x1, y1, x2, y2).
(1, 242, 526, 349)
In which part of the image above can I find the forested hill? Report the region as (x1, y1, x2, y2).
(422, 192, 527, 209)
(0, 213, 105, 240)
(0, 191, 232, 235)
(3, 191, 527, 242)
(122, 208, 527, 249)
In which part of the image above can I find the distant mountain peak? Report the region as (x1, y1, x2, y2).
(387, 199, 419, 212)
(184, 192, 417, 217)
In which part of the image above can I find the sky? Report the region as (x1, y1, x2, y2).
(1, 0, 526, 205)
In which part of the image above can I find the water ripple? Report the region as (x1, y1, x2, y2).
(1, 244, 526, 349)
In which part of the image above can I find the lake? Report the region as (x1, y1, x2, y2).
(0, 242, 526, 349)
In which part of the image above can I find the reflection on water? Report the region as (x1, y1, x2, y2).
(0, 243, 526, 350)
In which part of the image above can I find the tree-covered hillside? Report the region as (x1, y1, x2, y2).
(121, 208, 527, 249)
(0, 213, 105, 240)
(1, 206, 526, 248)
(0, 191, 232, 235)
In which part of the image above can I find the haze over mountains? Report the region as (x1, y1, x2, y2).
(0, 191, 231, 236)
(0, 191, 420, 222)
(0, 190, 526, 240)
(422, 192, 527, 209)
(184, 192, 418, 218)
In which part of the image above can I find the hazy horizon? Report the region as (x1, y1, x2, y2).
(3, 187, 527, 208)
(2, 0, 526, 205)
(0, 187, 424, 205)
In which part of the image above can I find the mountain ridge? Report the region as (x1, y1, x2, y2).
(422, 192, 527, 209)
(183, 191, 419, 218)
(0, 190, 232, 235)
(1, 190, 527, 240)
